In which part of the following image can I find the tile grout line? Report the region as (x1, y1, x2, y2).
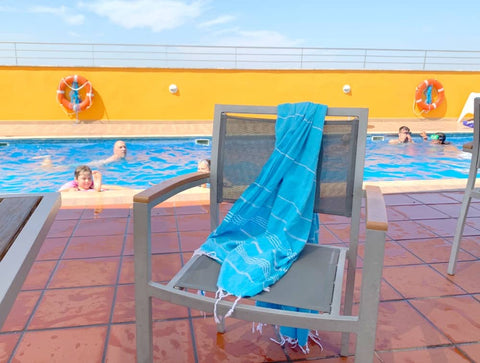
(383, 198, 478, 361)
(101, 207, 132, 363)
(6, 209, 85, 363)
(174, 201, 200, 363)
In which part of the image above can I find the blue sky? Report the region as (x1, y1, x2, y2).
(1, 0, 479, 50)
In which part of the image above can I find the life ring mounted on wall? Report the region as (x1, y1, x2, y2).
(415, 79, 445, 112)
(56, 75, 93, 113)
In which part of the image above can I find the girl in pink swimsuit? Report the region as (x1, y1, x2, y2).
(59, 165, 102, 192)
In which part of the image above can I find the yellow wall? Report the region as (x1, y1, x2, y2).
(1, 66, 480, 121)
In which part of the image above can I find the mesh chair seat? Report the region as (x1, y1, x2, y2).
(175, 244, 342, 313)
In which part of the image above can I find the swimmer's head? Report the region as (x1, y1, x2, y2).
(430, 132, 446, 144)
(74, 165, 94, 190)
(198, 159, 210, 172)
(113, 140, 127, 159)
(398, 126, 412, 143)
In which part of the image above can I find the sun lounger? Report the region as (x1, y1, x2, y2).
(457, 92, 480, 123)
(0, 192, 60, 328)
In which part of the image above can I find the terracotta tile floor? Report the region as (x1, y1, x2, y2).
(1, 190, 480, 363)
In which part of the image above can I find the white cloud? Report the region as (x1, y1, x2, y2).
(29, 5, 85, 25)
(198, 15, 235, 28)
(79, 0, 207, 32)
(215, 30, 303, 47)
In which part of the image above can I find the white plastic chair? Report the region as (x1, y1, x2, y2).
(448, 97, 480, 274)
(457, 92, 480, 123)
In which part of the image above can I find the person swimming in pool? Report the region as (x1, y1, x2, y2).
(389, 126, 414, 144)
(89, 140, 128, 166)
(420, 131, 451, 144)
(34, 140, 127, 169)
(197, 159, 210, 188)
(59, 165, 102, 192)
(103, 140, 127, 163)
(32, 154, 55, 168)
(59, 164, 131, 192)
(197, 159, 210, 173)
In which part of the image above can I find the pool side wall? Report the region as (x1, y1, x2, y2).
(1, 66, 480, 122)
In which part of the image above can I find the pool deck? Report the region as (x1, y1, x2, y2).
(0, 117, 472, 139)
(1, 191, 480, 362)
(0, 120, 214, 139)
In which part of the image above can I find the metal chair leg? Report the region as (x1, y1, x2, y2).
(448, 193, 472, 275)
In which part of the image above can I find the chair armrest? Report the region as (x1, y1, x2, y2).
(133, 171, 209, 205)
(364, 185, 388, 231)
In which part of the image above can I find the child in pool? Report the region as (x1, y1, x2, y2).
(59, 165, 102, 192)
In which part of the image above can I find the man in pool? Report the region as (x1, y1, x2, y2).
(420, 131, 451, 144)
(389, 126, 414, 144)
(103, 140, 127, 164)
(89, 140, 128, 166)
(35, 140, 127, 169)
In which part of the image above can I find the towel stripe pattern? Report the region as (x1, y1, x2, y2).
(197, 102, 327, 298)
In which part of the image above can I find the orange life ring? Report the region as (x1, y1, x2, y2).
(415, 79, 445, 111)
(56, 75, 93, 112)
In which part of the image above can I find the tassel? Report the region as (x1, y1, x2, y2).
(224, 296, 241, 319)
(213, 288, 231, 324)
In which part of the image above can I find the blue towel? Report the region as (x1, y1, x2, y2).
(199, 101, 326, 293)
(197, 102, 327, 347)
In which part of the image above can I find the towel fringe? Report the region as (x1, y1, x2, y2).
(308, 330, 324, 352)
(252, 322, 267, 334)
(277, 334, 308, 354)
(213, 288, 228, 324)
(269, 329, 323, 354)
(298, 342, 309, 354)
(212, 288, 243, 325)
(270, 334, 286, 347)
(270, 330, 305, 352)
(224, 296, 241, 319)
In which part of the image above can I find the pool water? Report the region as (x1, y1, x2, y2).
(365, 133, 473, 181)
(0, 138, 211, 193)
(0, 133, 474, 193)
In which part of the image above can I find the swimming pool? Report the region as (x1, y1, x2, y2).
(365, 133, 473, 181)
(0, 134, 474, 193)
(0, 138, 211, 194)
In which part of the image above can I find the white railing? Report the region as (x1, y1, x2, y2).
(0, 42, 479, 71)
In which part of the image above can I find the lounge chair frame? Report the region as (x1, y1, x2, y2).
(0, 192, 61, 328)
(449, 97, 480, 274)
(134, 104, 388, 362)
(457, 92, 480, 123)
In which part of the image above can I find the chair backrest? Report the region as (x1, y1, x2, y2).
(209, 104, 368, 227)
